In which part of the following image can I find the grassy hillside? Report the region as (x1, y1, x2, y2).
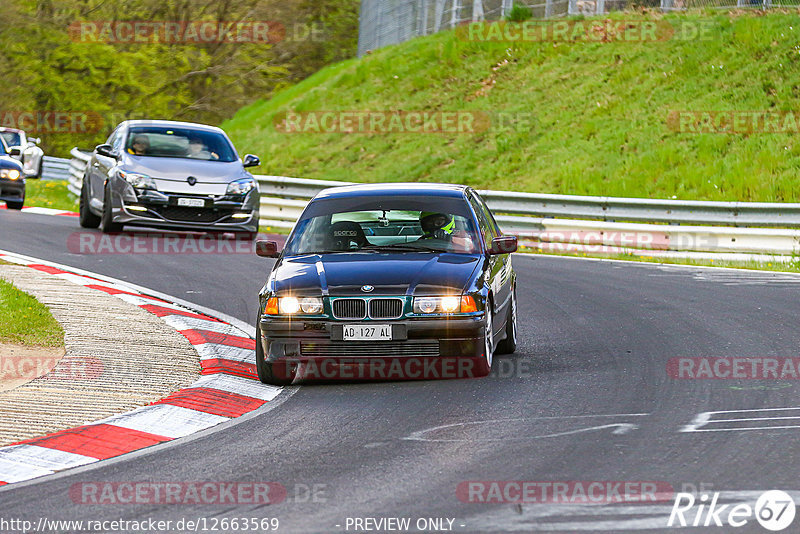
(224, 11, 800, 202)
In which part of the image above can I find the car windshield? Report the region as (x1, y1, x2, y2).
(284, 195, 481, 255)
(125, 127, 237, 162)
(0, 132, 21, 147)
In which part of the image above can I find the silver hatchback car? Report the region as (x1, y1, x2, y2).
(79, 120, 260, 236)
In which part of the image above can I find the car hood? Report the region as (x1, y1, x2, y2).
(120, 154, 247, 194)
(269, 252, 482, 296)
(0, 156, 23, 171)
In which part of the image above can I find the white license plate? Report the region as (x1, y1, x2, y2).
(343, 324, 392, 341)
(177, 197, 205, 207)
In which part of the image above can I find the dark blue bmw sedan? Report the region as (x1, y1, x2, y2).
(254, 183, 517, 384)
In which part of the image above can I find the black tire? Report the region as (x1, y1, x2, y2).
(100, 186, 123, 233)
(79, 177, 101, 228)
(474, 302, 494, 377)
(6, 199, 23, 210)
(495, 289, 517, 355)
(255, 320, 294, 386)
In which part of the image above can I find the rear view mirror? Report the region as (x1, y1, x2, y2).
(95, 144, 118, 159)
(242, 154, 261, 168)
(489, 235, 517, 255)
(255, 240, 280, 258)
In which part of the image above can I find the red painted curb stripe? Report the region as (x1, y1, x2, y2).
(140, 304, 222, 322)
(200, 360, 258, 380)
(27, 264, 68, 275)
(179, 329, 255, 349)
(13, 424, 172, 460)
(84, 285, 165, 301)
(154, 387, 265, 418)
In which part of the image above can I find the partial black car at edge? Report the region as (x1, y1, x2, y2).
(254, 183, 517, 385)
(0, 137, 25, 210)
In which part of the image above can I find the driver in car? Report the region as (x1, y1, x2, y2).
(418, 212, 475, 252)
(128, 135, 149, 155)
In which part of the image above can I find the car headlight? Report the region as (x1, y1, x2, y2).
(119, 170, 157, 190)
(226, 178, 256, 196)
(413, 295, 478, 314)
(265, 296, 324, 315)
(0, 169, 21, 180)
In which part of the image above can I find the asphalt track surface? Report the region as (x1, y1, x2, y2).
(2, 209, 800, 533)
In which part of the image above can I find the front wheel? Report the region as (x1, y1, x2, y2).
(474, 303, 494, 377)
(495, 289, 517, 355)
(255, 320, 294, 386)
(79, 177, 101, 228)
(100, 186, 123, 233)
(6, 199, 23, 210)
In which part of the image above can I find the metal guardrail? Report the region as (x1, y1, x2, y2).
(60, 150, 800, 255)
(41, 156, 71, 181)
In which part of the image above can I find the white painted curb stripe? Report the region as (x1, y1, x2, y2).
(187, 374, 282, 401)
(0, 458, 54, 483)
(19, 207, 72, 216)
(162, 315, 249, 337)
(195, 343, 255, 363)
(0, 250, 287, 488)
(0, 445, 97, 470)
(98, 405, 229, 439)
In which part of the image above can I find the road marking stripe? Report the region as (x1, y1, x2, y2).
(186, 374, 281, 401)
(97, 404, 229, 439)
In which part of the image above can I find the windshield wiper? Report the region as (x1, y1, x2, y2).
(363, 244, 437, 252)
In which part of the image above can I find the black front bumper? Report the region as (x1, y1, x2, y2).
(260, 316, 487, 380)
(111, 187, 260, 233)
(0, 178, 25, 202)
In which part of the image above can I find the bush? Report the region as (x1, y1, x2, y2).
(507, 3, 533, 22)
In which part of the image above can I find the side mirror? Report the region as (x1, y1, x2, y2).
(255, 240, 280, 258)
(95, 144, 118, 159)
(8, 147, 21, 156)
(242, 154, 260, 168)
(489, 235, 517, 255)
(30, 138, 41, 145)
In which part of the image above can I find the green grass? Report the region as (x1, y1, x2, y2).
(24, 180, 78, 212)
(223, 11, 800, 202)
(0, 278, 64, 347)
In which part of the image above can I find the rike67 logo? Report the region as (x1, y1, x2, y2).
(668, 490, 795, 531)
